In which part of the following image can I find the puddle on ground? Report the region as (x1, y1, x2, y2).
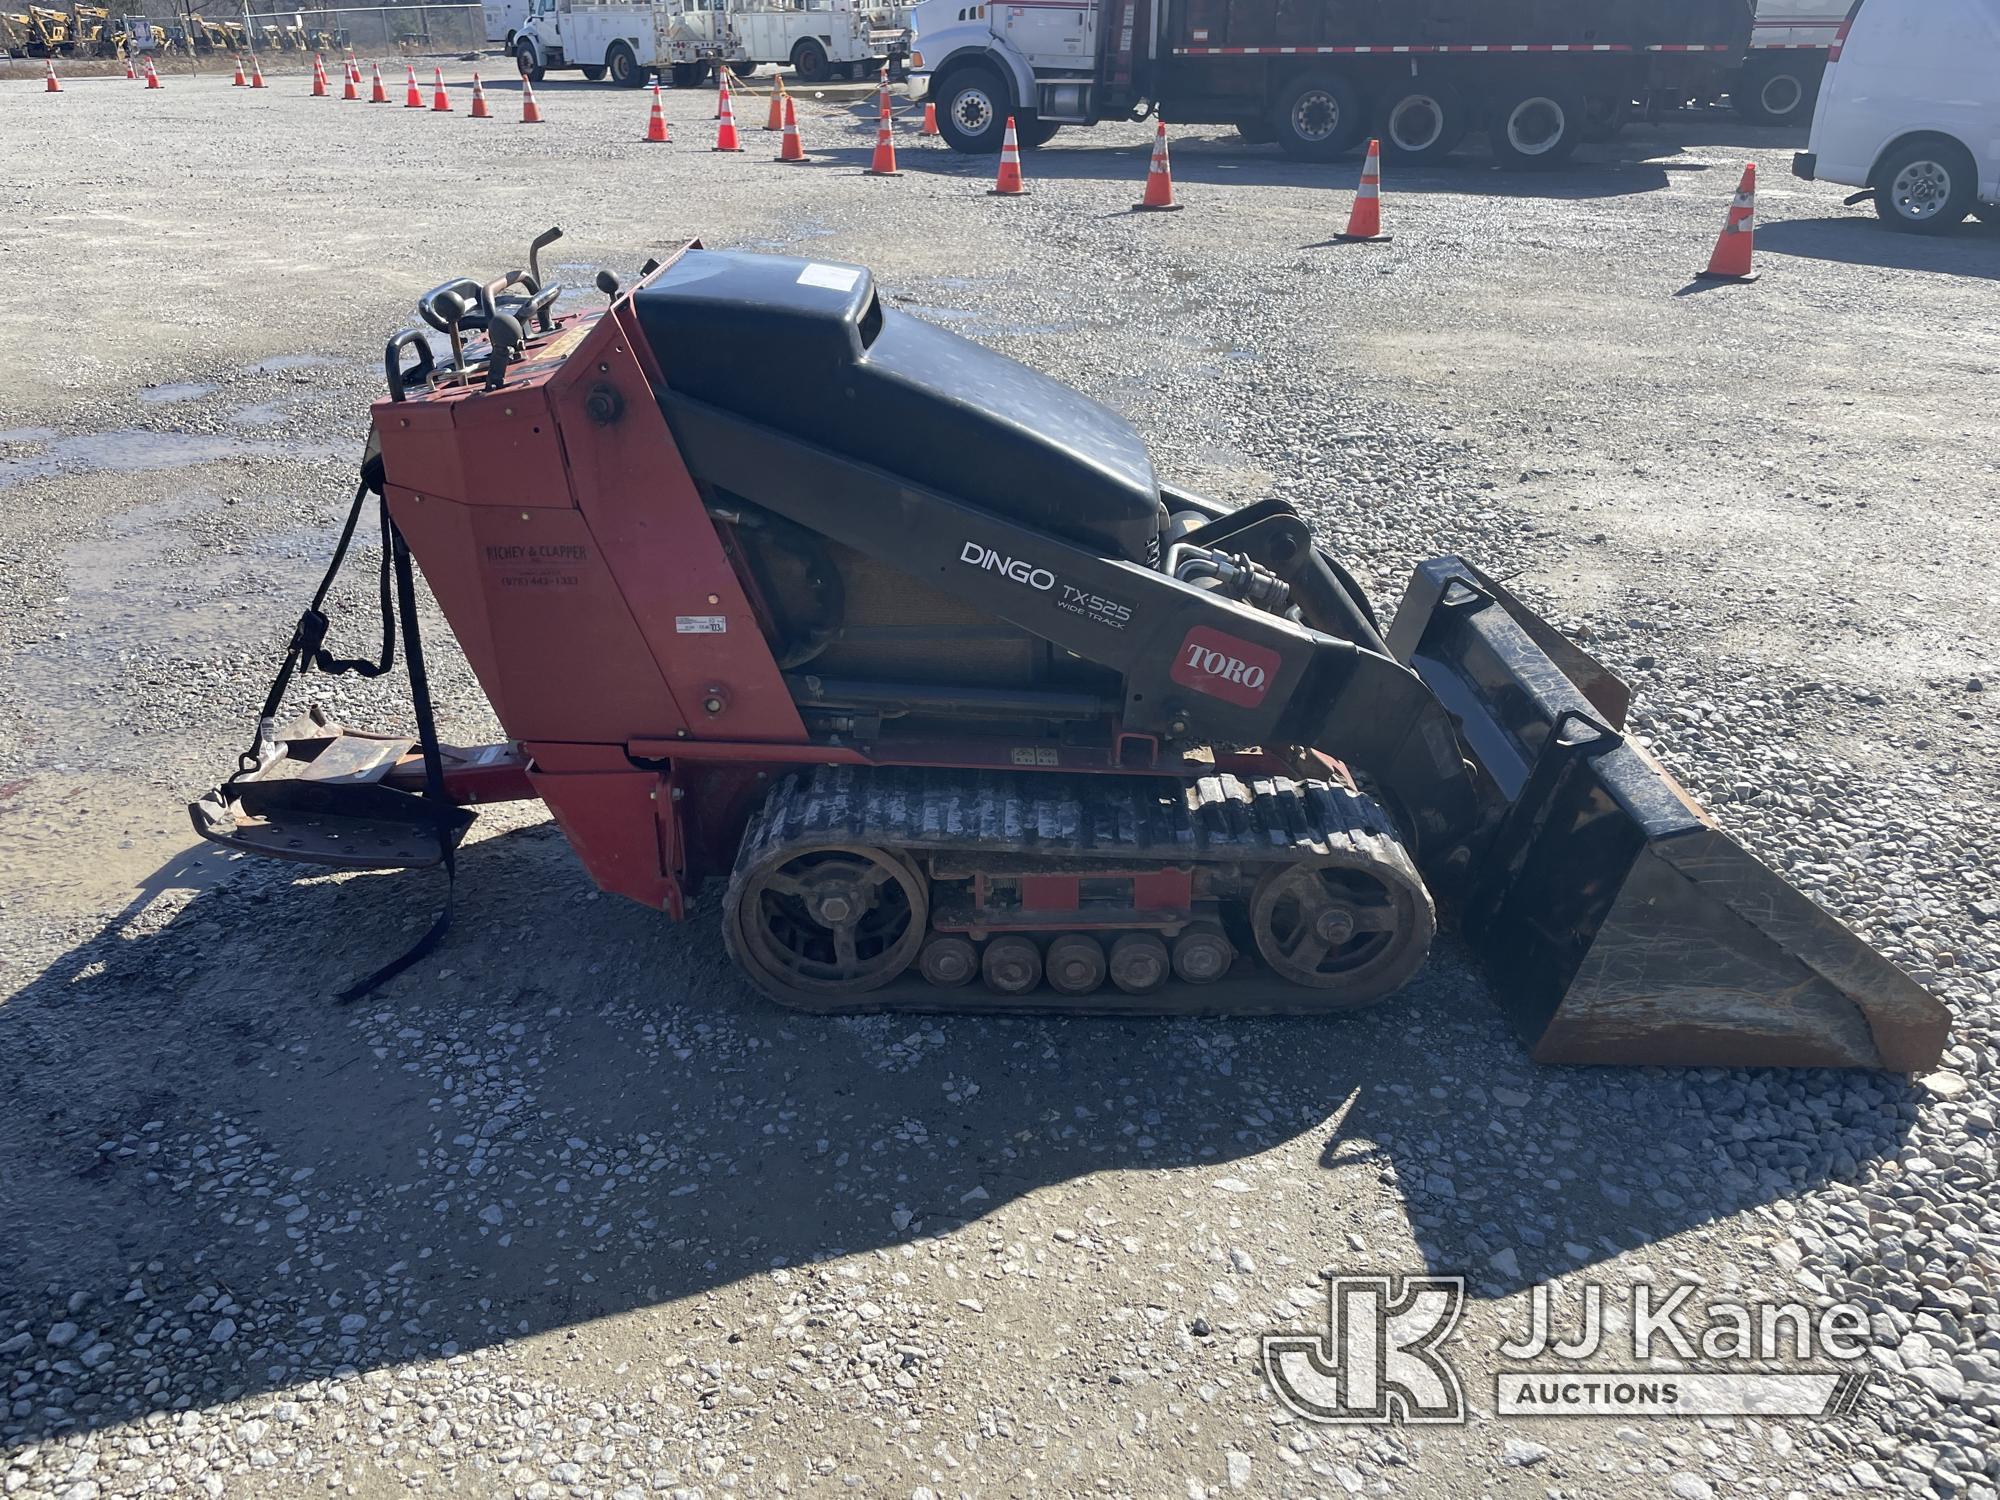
(0, 427, 55, 447)
(137, 382, 217, 405)
(240, 353, 343, 376)
(227, 401, 291, 428)
(0, 430, 350, 491)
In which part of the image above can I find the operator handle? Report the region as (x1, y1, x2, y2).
(383, 328, 436, 403)
(418, 276, 486, 335)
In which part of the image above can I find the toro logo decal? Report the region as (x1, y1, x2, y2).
(1171, 627, 1281, 709)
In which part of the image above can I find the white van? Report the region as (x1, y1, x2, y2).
(1792, 0, 2000, 232)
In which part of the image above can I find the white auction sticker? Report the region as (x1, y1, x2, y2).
(675, 615, 727, 634)
(797, 263, 862, 293)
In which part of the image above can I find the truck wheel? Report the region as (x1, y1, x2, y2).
(733, 59, 758, 77)
(935, 63, 1009, 153)
(1377, 82, 1467, 165)
(514, 40, 544, 83)
(1873, 136, 1976, 234)
(1017, 116, 1060, 148)
(1234, 118, 1275, 145)
(1271, 71, 1364, 162)
(1489, 87, 1583, 169)
(791, 37, 828, 82)
(1734, 56, 1822, 126)
(606, 41, 642, 87)
(579, 63, 606, 81)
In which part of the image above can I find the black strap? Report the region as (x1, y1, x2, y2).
(227, 460, 461, 1003)
(334, 519, 458, 1003)
(230, 472, 396, 781)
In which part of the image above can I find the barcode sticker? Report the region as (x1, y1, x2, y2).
(797, 263, 862, 293)
(675, 615, 727, 634)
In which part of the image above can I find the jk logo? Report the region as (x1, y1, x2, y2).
(1262, 1274, 1467, 1424)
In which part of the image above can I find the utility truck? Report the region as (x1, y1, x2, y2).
(483, 0, 532, 47)
(514, 0, 731, 86)
(723, 0, 911, 82)
(907, 0, 1751, 163)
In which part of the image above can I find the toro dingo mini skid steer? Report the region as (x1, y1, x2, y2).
(191, 233, 1947, 1069)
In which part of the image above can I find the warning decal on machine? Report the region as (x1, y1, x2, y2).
(797, 263, 862, 293)
(675, 615, 727, 634)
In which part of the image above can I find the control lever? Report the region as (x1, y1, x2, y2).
(594, 269, 622, 304)
(418, 277, 485, 336)
(527, 225, 563, 289)
(483, 311, 526, 392)
(429, 287, 472, 376)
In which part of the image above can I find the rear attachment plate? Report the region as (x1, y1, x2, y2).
(188, 729, 476, 871)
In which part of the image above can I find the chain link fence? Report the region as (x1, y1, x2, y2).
(106, 3, 484, 60)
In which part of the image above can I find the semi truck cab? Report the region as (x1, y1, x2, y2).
(908, 0, 1112, 151)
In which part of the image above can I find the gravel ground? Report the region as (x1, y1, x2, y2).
(2, 68, 1997, 1500)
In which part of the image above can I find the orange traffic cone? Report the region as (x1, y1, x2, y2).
(989, 116, 1026, 195)
(311, 54, 327, 96)
(231, 54, 245, 85)
(1695, 162, 1760, 282)
(877, 68, 890, 121)
(250, 55, 266, 88)
(342, 61, 359, 100)
(713, 78, 743, 151)
(469, 72, 490, 117)
(1133, 119, 1181, 211)
(865, 117, 900, 176)
(432, 67, 451, 111)
(1332, 138, 1391, 242)
(765, 75, 785, 130)
(405, 64, 423, 108)
(642, 79, 669, 141)
(125, 53, 136, 79)
(370, 62, 387, 103)
(144, 56, 161, 88)
(521, 72, 544, 122)
(920, 101, 939, 137)
(44, 59, 61, 91)
(775, 93, 806, 161)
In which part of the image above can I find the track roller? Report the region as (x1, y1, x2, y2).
(982, 934, 1043, 995)
(1171, 921, 1235, 984)
(919, 933, 978, 987)
(1107, 932, 1169, 994)
(1046, 934, 1108, 995)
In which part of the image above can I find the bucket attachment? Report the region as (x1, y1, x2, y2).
(188, 719, 474, 870)
(1388, 559, 1949, 1071)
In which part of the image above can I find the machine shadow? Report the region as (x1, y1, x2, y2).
(1757, 214, 2000, 279)
(0, 818, 1920, 1447)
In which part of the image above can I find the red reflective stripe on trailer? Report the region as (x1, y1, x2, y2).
(1171, 41, 1637, 55)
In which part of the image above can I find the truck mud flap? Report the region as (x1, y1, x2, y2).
(1387, 558, 1949, 1071)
